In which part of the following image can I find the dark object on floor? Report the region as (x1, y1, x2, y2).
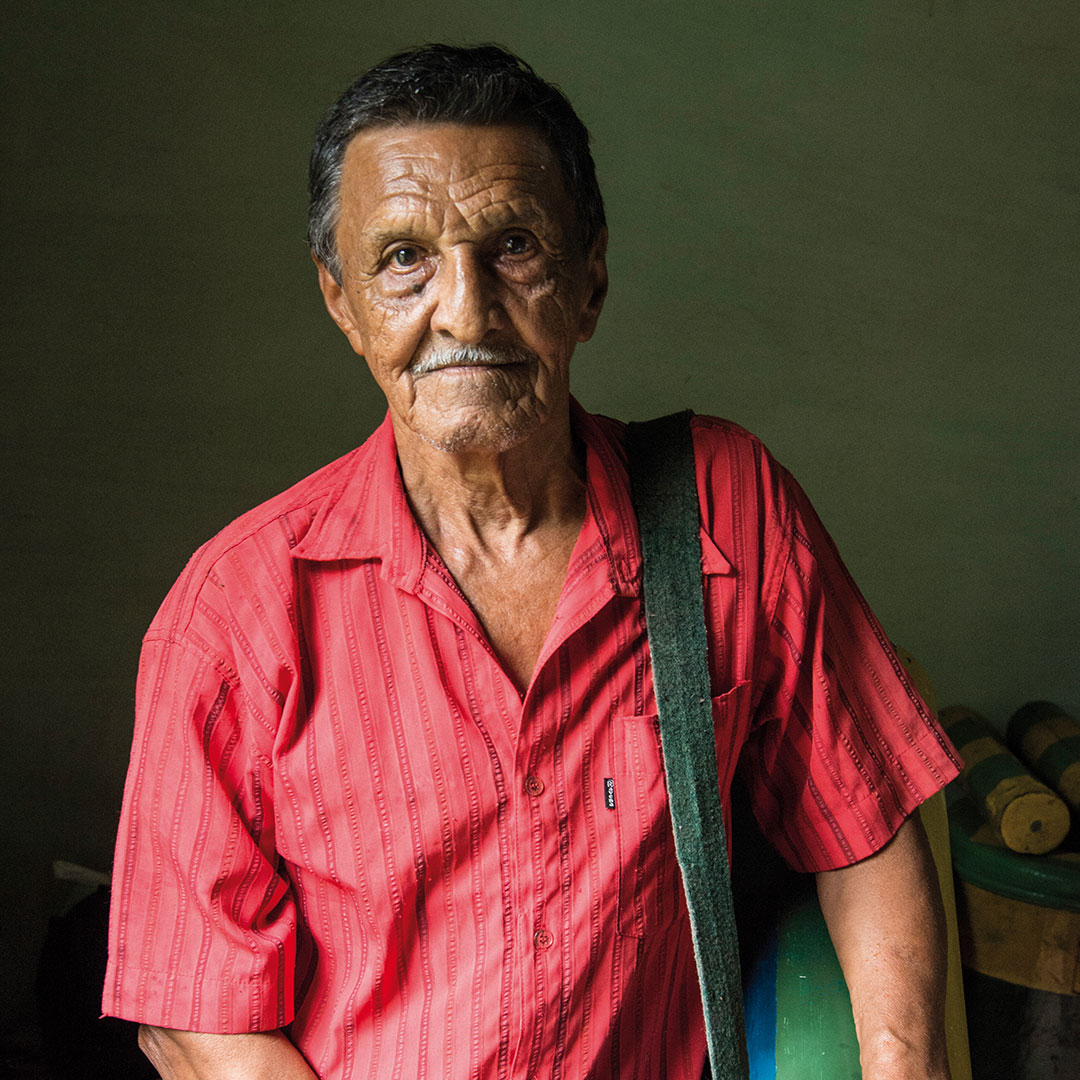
(963, 968, 1080, 1080)
(35, 886, 156, 1080)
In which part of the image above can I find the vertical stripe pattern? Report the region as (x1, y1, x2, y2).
(104, 404, 959, 1078)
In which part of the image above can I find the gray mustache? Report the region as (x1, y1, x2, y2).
(409, 344, 537, 377)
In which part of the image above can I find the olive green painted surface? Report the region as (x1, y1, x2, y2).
(2, 0, 1077, 1043)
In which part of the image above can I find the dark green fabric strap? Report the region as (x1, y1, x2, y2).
(626, 411, 749, 1080)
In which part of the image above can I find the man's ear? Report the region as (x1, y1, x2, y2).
(315, 256, 366, 357)
(576, 228, 609, 343)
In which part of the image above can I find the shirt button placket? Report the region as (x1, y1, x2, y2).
(524, 774, 545, 797)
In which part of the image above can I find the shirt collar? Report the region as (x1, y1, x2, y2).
(290, 400, 726, 594)
(290, 411, 428, 590)
(569, 400, 642, 597)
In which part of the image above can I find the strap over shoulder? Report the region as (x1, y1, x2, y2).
(626, 410, 749, 1080)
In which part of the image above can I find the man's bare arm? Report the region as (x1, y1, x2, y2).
(815, 813, 951, 1080)
(138, 1027, 318, 1080)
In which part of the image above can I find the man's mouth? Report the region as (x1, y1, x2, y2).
(409, 344, 537, 378)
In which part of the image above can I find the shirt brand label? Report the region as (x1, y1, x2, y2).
(604, 778, 616, 810)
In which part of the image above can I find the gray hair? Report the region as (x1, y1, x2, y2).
(308, 43, 606, 283)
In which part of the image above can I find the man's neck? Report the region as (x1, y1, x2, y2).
(393, 408, 586, 556)
(391, 407, 587, 695)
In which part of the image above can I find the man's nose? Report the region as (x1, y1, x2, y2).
(428, 248, 502, 343)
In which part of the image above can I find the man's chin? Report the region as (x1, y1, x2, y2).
(412, 403, 547, 456)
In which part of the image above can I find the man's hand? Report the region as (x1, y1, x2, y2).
(138, 1027, 319, 1080)
(815, 814, 951, 1080)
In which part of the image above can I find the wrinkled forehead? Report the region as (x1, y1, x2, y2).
(338, 122, 577, 236)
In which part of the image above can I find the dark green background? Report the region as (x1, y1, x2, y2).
(3, 0, 1077, 1044)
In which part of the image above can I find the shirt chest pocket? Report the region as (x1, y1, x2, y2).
(609, 682, 751, 939)
(610, 713, 683, 938)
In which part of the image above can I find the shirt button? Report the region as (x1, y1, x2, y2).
(534, 927, 554, 950)
(524, 775, 545, 796)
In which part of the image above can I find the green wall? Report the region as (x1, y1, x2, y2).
(3, 0, 1077, 1043)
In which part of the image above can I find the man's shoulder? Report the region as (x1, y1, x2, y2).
(690, 413, 802, 536)
(688, 411, 770, 455)
(582, 406, 785, 506)
(206, 446, 360, 554)
(147, 434, 378, 641)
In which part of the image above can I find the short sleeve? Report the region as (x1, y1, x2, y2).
(102, 632, 298, 1032)
(741, 466, 961, 873)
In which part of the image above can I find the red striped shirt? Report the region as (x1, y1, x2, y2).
(103, 403, 959, 1078)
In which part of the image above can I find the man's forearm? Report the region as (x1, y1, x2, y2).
(139, 1026, 318, 1080)
(815, 814, 951, 1080)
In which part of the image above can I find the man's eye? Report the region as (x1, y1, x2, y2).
(502, 233, 533, 256)
(390, 246, 420, 268)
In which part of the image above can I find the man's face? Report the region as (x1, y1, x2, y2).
(317, 123, 607, 455)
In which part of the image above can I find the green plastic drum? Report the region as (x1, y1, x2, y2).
(742, 883, 861, 1079)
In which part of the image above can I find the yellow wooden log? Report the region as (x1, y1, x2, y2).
(1008, 701, 1080, 813)
(940, 705, 1070, 855)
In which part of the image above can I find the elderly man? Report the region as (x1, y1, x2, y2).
(104, 44, 959, 1080)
